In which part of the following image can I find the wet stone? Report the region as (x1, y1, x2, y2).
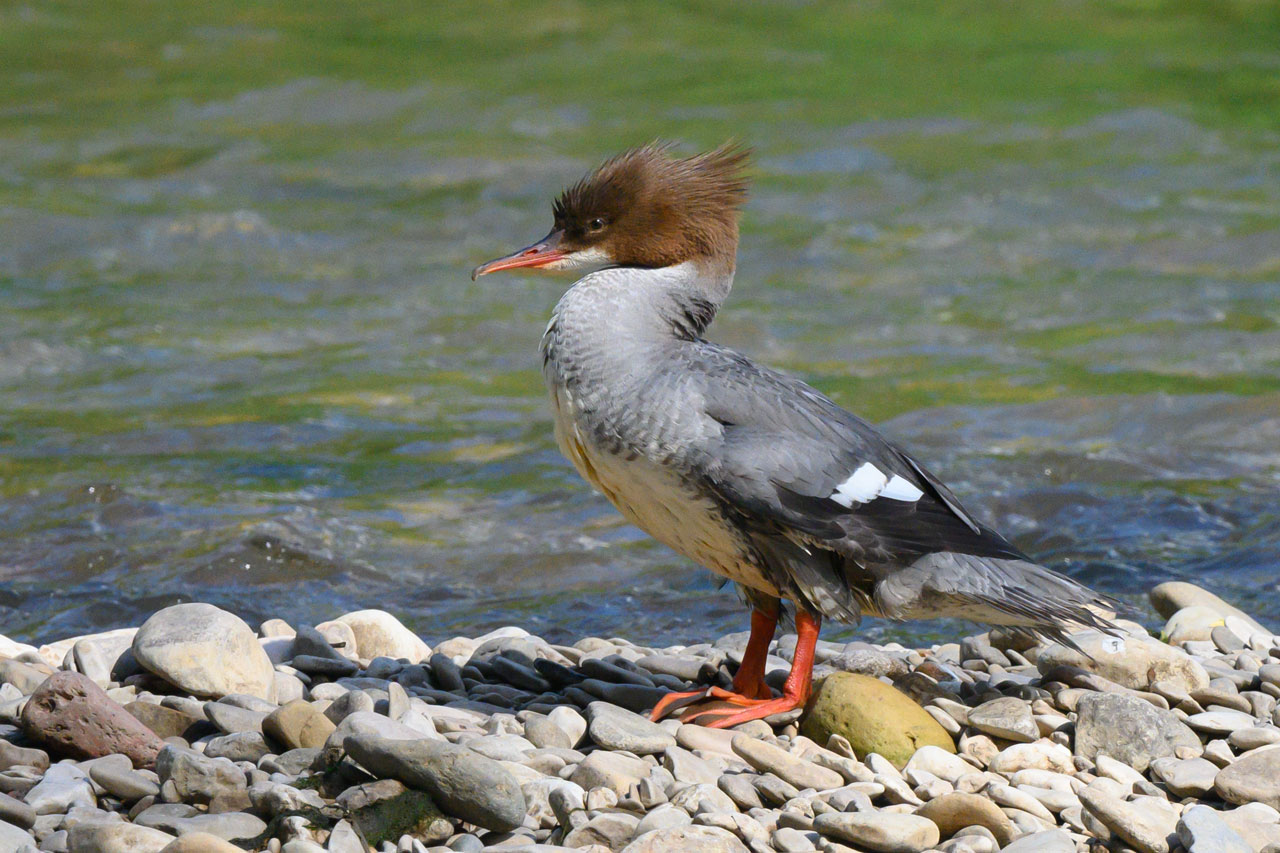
(636, 655, 712, 682)
(428, 654, 465, 693)
(289, 655, 358, 677)
(581, 680, 670, 713)
(581, 657, 656, 687)
(489, 656, 551, 693)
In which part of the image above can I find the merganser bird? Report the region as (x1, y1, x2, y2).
(473, 143, 1118, 728)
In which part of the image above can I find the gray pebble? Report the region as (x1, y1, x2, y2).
(204, 731, 271, 763)
(0, 785, 36, 827)
(718, 774, 763, 810)
(87, 755, 160, 802)
(523, 715, 572, 750)
(1178, 804, 1253, 853)
(204, 700, 268, 734)
(753, 773, 800, 806)
(586, 701, 675, 755)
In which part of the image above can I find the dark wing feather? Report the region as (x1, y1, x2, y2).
(689, 343, 1022, 564)
(682, 342, 1119, 634)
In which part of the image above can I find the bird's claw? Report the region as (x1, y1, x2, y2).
(649, 684, 790, 726)
(685, 695, 805, 728)
(648, 687, 718, 721)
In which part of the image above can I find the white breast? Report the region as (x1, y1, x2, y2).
(548, 385, 778, 596)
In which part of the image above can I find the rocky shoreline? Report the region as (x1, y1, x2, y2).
(0, 580, 1276, 852)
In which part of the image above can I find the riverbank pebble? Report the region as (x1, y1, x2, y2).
(0, 583, 1278, 851)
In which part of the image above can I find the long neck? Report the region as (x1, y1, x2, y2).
(541, 261, 733, 450)
(548, 261, 734, 350)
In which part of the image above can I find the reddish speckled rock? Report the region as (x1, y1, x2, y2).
(20, 671, 164, 768)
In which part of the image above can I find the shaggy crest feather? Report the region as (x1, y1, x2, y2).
(551, 142, 751, 271)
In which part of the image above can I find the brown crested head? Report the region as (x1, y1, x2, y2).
(552, 142, 750, 272)
(470, 142, 751, 280)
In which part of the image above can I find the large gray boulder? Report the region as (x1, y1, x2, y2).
(133, 604, 275, 701)
(1074, 692, 1202, 772)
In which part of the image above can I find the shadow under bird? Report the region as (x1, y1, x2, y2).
(473, 143, 1119, 728)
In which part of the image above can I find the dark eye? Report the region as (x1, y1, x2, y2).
(588, 218, 606, 231)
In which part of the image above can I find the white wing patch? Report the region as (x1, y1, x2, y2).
(881, 475, 924, 502)
(831, 462, 887, 506)
(831, 463, 923, 507)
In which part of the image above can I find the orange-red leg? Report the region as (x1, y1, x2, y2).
(681, 610, 821, 729)
(730, 606, 779, 698)
(649, 606, 779, 722)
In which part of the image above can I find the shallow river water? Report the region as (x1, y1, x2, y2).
(2, 3, 1278, 646)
